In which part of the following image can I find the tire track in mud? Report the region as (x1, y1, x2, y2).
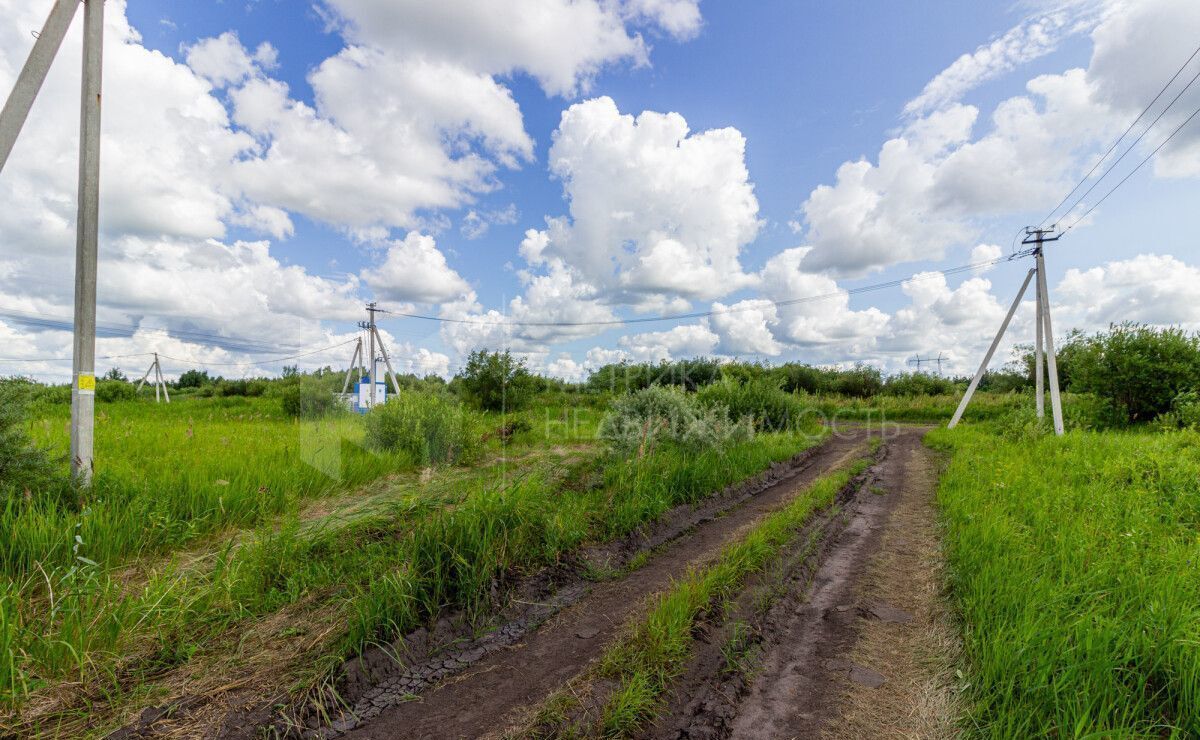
(644, 427, 938, 740)
(328, 430, 874, 740)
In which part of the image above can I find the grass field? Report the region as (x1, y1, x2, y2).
(928, 424, 1200, 737)
(0, 391, 825, 735)
(10, 383, 1193, 737)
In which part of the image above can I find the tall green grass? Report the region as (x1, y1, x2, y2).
(1, 424, 822, 723)
(928, 426, 1200, 737)
(5, 397, 414, 575)
(337, 431, 825, 656)
(808, 391, 1030, 423)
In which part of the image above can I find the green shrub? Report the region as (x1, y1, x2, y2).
(977, 369, 1029, 393)
(1068, 323, 1200, 424)
(598, 386, 752, 456)
(696, 377, 809, 432)
(176, 369, 213, 389)
(587, 358, 723, 393)
(0, 381, 60, 496)
(780, 364, 832, 394)
(1016, 330, 1086, 391)
(830, 364, 883, 398)
(456, 350, 535, 412)
(1154, 390, 1200, 431)
(364, 393, 482, 466)
(96, 380, 137, 403)
(882, 372, 956, 396)
(29, 384, 71, 407)
(280, 379, 337, 418)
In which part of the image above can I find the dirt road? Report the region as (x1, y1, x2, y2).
(132, 426, 956, 739)
(337, 430, 873, 740)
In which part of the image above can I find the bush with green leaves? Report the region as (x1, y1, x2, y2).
(696, 376, 809, 432)
(598, 386, 752, 456)
(1154, 390, 1200, 431)
(829, 364, 884, 397)
(0, 380, 60, 497)
(215, 378, 269, 397)
(456, 350, 535, 411)
(280, 379, 338, 418)
(364, 392, 482, 466)
(882, 372, 957, 396)
(586, 358, 723, 394)
(1067, 323, 1200, 424)
(96, 379, 137, 403)
(977, 369, 1030, 393)
(1017, 330, 1085, 391)
(176, 369, 213, 389)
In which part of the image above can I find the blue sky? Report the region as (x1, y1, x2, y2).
(2, 0, 1200, 380)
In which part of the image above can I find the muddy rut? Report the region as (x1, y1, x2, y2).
(648, 426, 955, 740)
(331, 430, 874, 740)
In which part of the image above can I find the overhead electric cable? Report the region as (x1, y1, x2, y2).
(0, 306, 302, 353)
(1039, 40, 1200, 228)
(1062, 100, 1200, 235)
(157, 338, 358, 368)
(1055, 62, 1200, 220)
(1, 340, 357, 369)
(378, 256, 1011, 329)
(0, 351, 154, 363)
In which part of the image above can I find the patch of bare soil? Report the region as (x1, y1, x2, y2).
(306, 431, 871, 740)
(528, 451, 886, 740)
(643, 427, 959, 740)
(821, 433, 961, 739)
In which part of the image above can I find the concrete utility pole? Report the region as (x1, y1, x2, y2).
(71, 0, 105, 482)
(949, 226, 1064, 435)
(340, 337, 363, 395)
(136, 353, 170, 403)
(1035, 245, 1065, 435)
(355, 303, 402, 408)
(366, 302, 378, 407)
(0, 0, 80, 172)
(1, 0, 106, 481)
(949, 269, 1035, 429)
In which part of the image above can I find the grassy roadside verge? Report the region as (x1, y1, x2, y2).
(526, 452, 873, 738)
(4, 430, 825, 737)
(926, 426, 1200, 737)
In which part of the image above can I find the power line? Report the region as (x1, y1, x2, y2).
(377, 256, 1010, 329)
(0, 306, 301, 354)
(1040, 41, 1200, 228)
(158, 338, 358, 368)
(0, 351, 153, 363)
(1055, 62, 1200, 222)
(1, 339, 357, 369)
(1062, 100, 1200, 234)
